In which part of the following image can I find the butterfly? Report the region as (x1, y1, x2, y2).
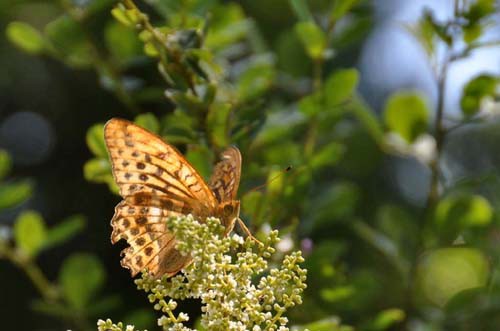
(104, 118, 253, 278)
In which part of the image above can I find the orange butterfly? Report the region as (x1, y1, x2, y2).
(104, 118, 253, 278)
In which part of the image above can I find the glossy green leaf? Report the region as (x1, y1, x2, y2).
(6, 21, 45, 54)
(0, 180, 33, 210)
(86, 123, 107, 158)
(0, 150, 12, 181)
(207, 102, 231, 148)
(14, 211, 47, 257)
(45, 15, 93, 67)
(383, 91, 429, 143)
(59, 253, 105, 309)
(324, 68, 359, 107)
(331, 0, 359, 20)
(295, 21, 327, 59)
(104, 21, 142, 65)
(134, 113, 160, 134)
(309, 142, 345, 169)
(44, 215, 86, 249)
(416, 248, 489, 307)
(460, 74, 498, 116)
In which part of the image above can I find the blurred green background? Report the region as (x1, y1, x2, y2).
(2, 0, 500, 330)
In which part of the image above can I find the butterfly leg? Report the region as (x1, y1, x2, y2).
(237, 218, 262, 245)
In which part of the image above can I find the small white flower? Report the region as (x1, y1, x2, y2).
(276, 235, 293, 253)
(411, 133, 436, 164)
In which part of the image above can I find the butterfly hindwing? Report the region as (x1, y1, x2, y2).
(209, 146, 242, 203)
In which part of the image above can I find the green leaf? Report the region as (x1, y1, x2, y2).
(161, 111, 197, 144)
(298, 317, 353, 331)
(86, 123, 107, 158)
(369, 308, 405, 330)
(134, 113, 160, 134)
(435, 193, 492, 241)
(205, 4, 250, 50)
(324, 68, 359, 107)
(309, 142, 345, 169)
(311, 182, 359, 225)
(383, 91, 430, 143)
(207, 102, 232, 148)
(45, 15, 93, 67)
(0, 180, 33, 210)
(241, 191, 267, 227)
(463, 23, 482, 44)
(298, 92, 324, 117)
(464, 0, 496, 24)
(0, 149, 12, 181)
(460, 74, 498, 116)
(14, 211, 47, 257)
(409, 11, 436, 56)
(83, 158, 112, 183)
(75, 0, 115, 18)
(186, 146, 212, 180)
(320, 286, 355, 303)
(352, 220, 408, 275)
(331, 0, 359, 20)
(59, 253, 105, 309)
(6, 21, 45, 54)
(295, 21, 327, 60)
(104, 21, 142, 65)
(111, 6, 134, 27)
(44, 215, 86, 249)
(236, 56, 275, 102)
(289, 0, 314, 22)
(422, 9, 452, 46)
(416, 248, 489, 306)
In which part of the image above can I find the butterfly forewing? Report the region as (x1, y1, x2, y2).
(104, 118, 220, 277)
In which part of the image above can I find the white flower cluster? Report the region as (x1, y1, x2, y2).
(97, 215, 307, 331)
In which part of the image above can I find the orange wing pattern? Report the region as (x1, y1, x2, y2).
(104, 118, 220, 277)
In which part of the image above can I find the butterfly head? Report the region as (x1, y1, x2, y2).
(218, 200, 240, 233)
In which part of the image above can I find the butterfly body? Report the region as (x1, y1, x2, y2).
(104, 118, 242, 278)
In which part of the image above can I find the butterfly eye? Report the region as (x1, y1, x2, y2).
(223, 204, 234, 215)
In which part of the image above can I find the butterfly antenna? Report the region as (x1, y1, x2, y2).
(245, 166, 292, 195)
